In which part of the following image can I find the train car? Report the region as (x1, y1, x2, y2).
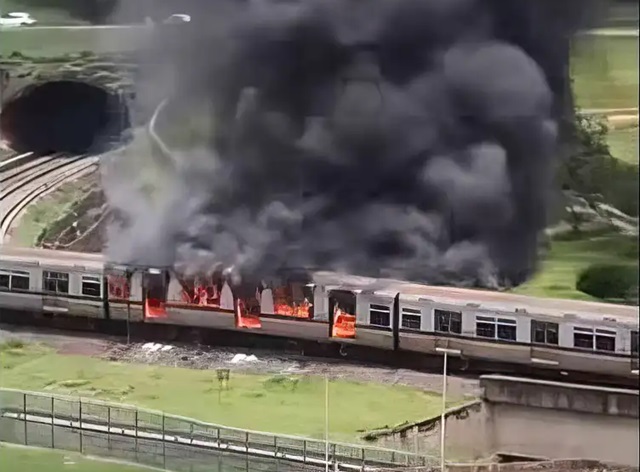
(1, 246, 638, 382)
(0, 247, 106, 319)
(386, 279, 639, 378)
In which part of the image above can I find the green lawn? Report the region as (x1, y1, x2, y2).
(0, 343, 454, 443)
(0, 26, 151, 57)
(572, 35, 639, 110)
(513, 232, 638, 301)
(11, 176, 90, 247)
(0, 444, 152, 472)
(607, 126, 639, 164)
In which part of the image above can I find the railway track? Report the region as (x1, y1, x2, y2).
(0, 152, 99, 242)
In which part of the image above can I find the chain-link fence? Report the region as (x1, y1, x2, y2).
(0, 388, 436, 471)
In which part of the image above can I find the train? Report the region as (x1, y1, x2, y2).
(1, 246, 638, 385)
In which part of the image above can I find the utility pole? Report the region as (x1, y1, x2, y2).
(435, 347, 461, 472)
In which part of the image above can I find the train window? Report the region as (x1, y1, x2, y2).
(0, 270, 30, 291)
(573, 327, 594, 349)
(476, 316, 496, 338)
(434, 309, 462, 334)
(369, 304, 391, 327)
(632, 331, 639, 356)
(476, 316, 517, 341)
(595, 328, 616, 352)
(497, 318, 517, 341)
(401, 307, 421, 330)
(531, 320, 559, 345)
(43, 271, 69, 294)
(573, 327, 616, 352)
(81, 275, 102, 298)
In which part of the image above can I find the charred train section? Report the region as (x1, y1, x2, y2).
(0, 80, 130, 155)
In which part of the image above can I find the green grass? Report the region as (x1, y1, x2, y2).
(607, 126, 639, 164)
(11, 178, 89, 247)
(572, 35, 639, 110)
(0, 343, 455, 443)
(513, 232, 638, 301)
(0, 26, 151, 57)
(0, 444, 153, 472)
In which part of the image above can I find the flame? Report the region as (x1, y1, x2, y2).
(178, 276, 221, 307)
(274, 300, 311, 318)
(107, 274, 130, 300)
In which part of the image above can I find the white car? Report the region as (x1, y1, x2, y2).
(163, 14, 191, 24)
(0, 12, 37, 27)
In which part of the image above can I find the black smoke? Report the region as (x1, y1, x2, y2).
(105, 0, 591, 288)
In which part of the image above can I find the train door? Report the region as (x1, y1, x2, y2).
(41, 269, 71, 315)
(235, 284, 262, 329)
(632, 330, 639, 376)
(143, 269, 169, 319)
(328, 289, 356, 339)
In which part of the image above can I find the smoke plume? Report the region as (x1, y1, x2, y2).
(105, 0, 587, 288)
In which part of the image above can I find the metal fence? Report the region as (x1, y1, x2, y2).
(0, 388, 436, 471)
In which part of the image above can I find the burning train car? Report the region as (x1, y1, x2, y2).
(104, 264, 357, 339)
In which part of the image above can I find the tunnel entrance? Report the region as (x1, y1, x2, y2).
(0, 80, 131, 155)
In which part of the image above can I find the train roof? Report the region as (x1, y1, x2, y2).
(1, 247, 638, 326)
(0, 246, 104, 271)
(314, 272, 639, 325)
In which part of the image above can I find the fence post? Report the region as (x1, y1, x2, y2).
(79, 398, 83, 454)
(51, 396, 55, 449)
(23, 392, 27, 446)
(162, 413, 166, 470)
(245, 431, 249, 453)
(134, 409, 139, 463)
(361, 446, 366, 470)
(331, 443, 336, 470)
(107, 406, 112, 450)
(302, 439, 306, 464)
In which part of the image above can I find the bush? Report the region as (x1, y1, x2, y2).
(576, 263, 638, 300)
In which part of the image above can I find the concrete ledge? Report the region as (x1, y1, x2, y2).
(480, 375, 639, 419)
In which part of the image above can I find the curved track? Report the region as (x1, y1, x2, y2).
(0, 152, 98, 242)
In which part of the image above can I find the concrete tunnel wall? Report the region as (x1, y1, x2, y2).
(0, 80, 131, 155)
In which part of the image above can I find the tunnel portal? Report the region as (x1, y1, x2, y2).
(0, 80, 131, 155)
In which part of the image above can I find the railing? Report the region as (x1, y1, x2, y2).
(0, 388, 435, 471)
(0, 151, 35, 172)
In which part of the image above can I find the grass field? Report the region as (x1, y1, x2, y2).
(572, 35, 639, 110)
(0, 342, 454, 443)
(607, 126, 639, 164)
(11, 176, 91, 247)
(513, 232, 638, 301)
(0, 444, 151, 472)
(0, 26, 151, 57)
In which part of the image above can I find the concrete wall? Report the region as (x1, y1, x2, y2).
(372, 401, 486, 460)
(371, 375, 639, 466)
(481, 375, 639, 467)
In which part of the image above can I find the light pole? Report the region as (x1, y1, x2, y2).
(435, 347, 461, 471)
(325, 372, 330, 472)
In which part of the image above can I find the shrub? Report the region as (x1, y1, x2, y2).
(576, 263, 638, 300)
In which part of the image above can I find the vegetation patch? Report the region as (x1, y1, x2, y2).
(0, 343, 457, 443)
(513, 232, 638, 301)
(607, 126, 639, 165)
(0, 444, 153, 472)
(10, 174, 95, 247)
(571, 35, 639, 110)
(576, 263, 638, 302)
(0, 27, 150, 58)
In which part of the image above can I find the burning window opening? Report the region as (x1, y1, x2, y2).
(107, 274, 130, 300)
(329, 290, 357, 339)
